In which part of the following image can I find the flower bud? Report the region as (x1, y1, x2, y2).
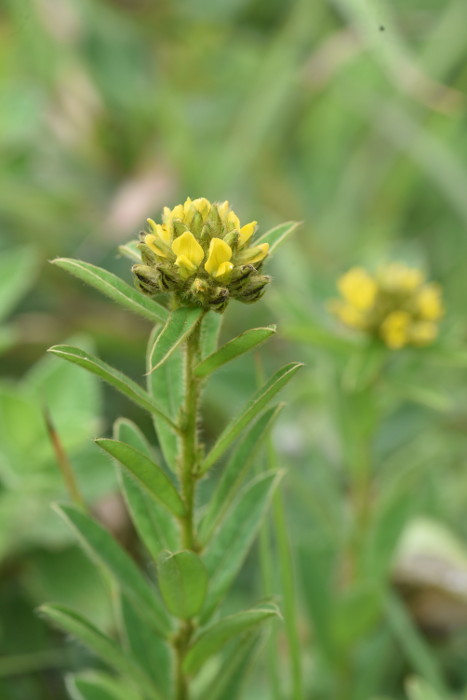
(132, 264, 160, 295)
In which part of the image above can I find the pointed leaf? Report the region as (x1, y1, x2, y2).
(194, 326, 276, 378)
(119, 595, 172, 699)
(201, 471, 282, 620)
(201, 363, 303, 474)
(199, 632, 260, 700)
(200, 404, 284, 543)
(0, 246, 38, 321)
(183, 605, 279, 675)
(52, 258, 168, 323)
(146, 328, 184, 472)
(39, 605, 159, 698)
(54, 504, 171, 637)
(254, 221, 299, 255)
(148, 307, 203, 374)
(66, 672, 142, 700)
(157, 550, 208, 619)
(114, 419, 179, 555)
(95, 439, 185, 518)
(200, 312, 223, 359)
(48, 345, 176, 430)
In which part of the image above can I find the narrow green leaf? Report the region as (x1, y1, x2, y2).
(200, 404, 284, 543)
(39, 605, 159, 699)
(114, 419, 179, 555)
(194, 326, 276, 378)
(157, 550, 208, 619)
(66, 671, 142, 700)
(54, 504, 171, 637)
(198, 632, 260, 700)
(146, 327, 184, 472)
(117, 240, 141, 263)
(183, 605, 278, 675)
(119, 595, 172, 699)
(201, 363, 303, 474)
(201, 471, 282, 621)
(406, 678, 445, 700)
(47, 345, 177, 430)
(254, 221, 299, 255)
(96, 439, 185, 518)
(52, 258, 168, 323)
(0, 246, 38, 322)
(200, 312, 223, 359)
(148, 307, 203, 374)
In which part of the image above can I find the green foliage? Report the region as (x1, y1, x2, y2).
(194, 326, 276, 377)
(157, 551, 208, 619)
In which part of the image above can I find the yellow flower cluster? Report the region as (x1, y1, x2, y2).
(330, 263, 444, 349)
(132, 198, 270, 312)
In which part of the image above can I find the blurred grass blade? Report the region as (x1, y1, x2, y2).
(201, 363, 303, 474)
(201, 471, 282, 621)
(200, 312, 223, 359)
(183, 605, 278, 675)
(385, 592, 447, 694)
(114, 419, 180, 555)
(200, 404, 284, 543)
(48, 345, 177, 430)
(67, 671, 142, 700)
(0, 246, 38, 322)
(405, 677, 446, 700)
(52, 258, 168, 323)
(147, 307, 203, 374)
(197, 632, 260, 700)
(95, 439, 185, 518)
(119, 596, 172, 699)
(194, 326, 276, 378)
(157, 551, 208, 619)
(254, 221, 299, 254)
(146, 327, 184, 471)
(54, 504, 171, 637)
(39, 605, 160, 699)
(117, 240, 141, 263)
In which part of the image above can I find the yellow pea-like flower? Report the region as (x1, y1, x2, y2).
(380, 310, 411, 349)
(378, 263, 424, 292)
(410, 321, 438, 346)
(238, 221, 257, 248)
(236, 243, 269, 265)
(205, 238, 234, 279)
(172, 231, 204, 278)
(338, 267, 377, 311)
(416, 284, 443, 321)
(145, 219, 172, 258)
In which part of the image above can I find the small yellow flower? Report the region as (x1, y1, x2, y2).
(330, 262, 444, 350)
(134, 197, 272, 311)
(338, 267, 377, 311)
(380, 310, 411, 349)
(205, 238, 233, 279)
(172, 231, 204, 278)
(416, 283, 443, 321)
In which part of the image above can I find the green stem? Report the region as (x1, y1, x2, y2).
(174, 317, 204, 699)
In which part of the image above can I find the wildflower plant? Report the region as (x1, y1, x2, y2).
(40, 200, 300, 699)
(330, 263, 444, 349)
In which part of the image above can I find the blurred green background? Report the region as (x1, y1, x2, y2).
(2, 0, 467, 698)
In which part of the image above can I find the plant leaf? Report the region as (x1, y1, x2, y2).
(117, 240, 141, 263)
(114, 419, 179, 555)
(254, 221, 299, 255)
(54, 504, 171, 637)
(200, 312, 223, 359)
(39, 605, 159, 698)
(52, 258, 168, 323)
(147, 307, 203, 374)
(183, 604, 279, 675)
(405, 677, 445, 700)
(200, 404, 284, 543)
(119, 594, 172, 699)
(95, 439, 185, 518)
(146, 327, 184, 472)
(0, 246, 38, 322)
(194, 326, 276, 378)
(157, 550, 208, 619)
(47, 345, 176, 430)
(201, 363, 303, 474)
(201, 471, 282, 621)
(196, 632, 260, 700)
(66, 671, 142, 700)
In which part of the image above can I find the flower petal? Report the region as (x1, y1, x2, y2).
(238, 221, 257, 247)
(205, 238, 233, 277)
(172, 231, 204, 268)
